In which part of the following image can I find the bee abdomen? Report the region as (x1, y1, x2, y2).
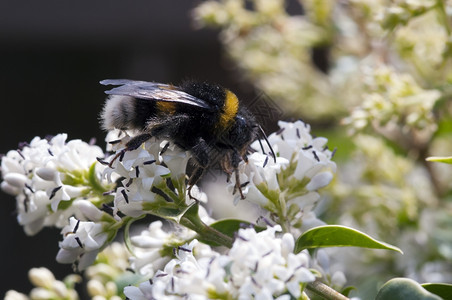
(101, 95, 137, 131)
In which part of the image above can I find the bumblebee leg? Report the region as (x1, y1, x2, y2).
(125, 133, 152, 150)
(191, 138, 210, 167)
(232, 169, 250, 200)
(108, 133, 152, 167)
(221, 158, 233, 183)
(187, 166, 205, 200)
(231, 150, 247, 199)
(187, 137, 210, 200)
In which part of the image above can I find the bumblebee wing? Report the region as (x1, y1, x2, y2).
(100, 79, 213, 110)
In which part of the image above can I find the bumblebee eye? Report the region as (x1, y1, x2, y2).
(235, 115, 247, 126)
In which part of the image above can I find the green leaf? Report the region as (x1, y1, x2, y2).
(426, 156, 452, 164)
(182, 202, 199, 219)
(341, 286, 356, 297)
(88, 162, 109, 194)
(376, 278, 442, 300)
(198, 219, 263, 247)
(210, 219, 263, 237)
(142, 201, 190, 222)
(294, 225, 403, 253)
(422, 283, 452, 300)
(115, 272, 148, 298)
(433, 110, 452, 138)
(180, 205, 234, 248)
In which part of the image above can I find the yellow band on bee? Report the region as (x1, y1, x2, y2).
(219, 90, 239, 129)
(157, 101, 177, 115)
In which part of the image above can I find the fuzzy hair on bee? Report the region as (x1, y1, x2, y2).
(100, 79, 275, 199)
(101, 95, 137, 131)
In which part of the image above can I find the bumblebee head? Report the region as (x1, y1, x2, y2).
(225, 106, 276, 163)
(223, 107, 259, 152)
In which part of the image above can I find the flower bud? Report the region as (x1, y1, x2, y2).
(52, 281, 69, 298)
(35, 168, 56, 181)
(4, 290, 29, 300)
(74, 200, 103, 221)
(28, 268, 55, 289)
(306, 172, 334, 191)
(29, 288, 54, 300)
(4, 173, 28, 188)
(1, 181, 20, 195)
(105, 281, 118, 295)
(87, 279, 106, 296)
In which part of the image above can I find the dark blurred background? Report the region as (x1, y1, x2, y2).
(0, 0, 262, 295)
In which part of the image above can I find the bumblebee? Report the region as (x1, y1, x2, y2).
(100, 79, 274, 199)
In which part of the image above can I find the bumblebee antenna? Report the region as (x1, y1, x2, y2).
(257, 138, 265, 154)
(258, 125, 276, 163)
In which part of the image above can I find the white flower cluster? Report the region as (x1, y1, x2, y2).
(0, 134, 108, 235)
(333, 134, 437, 238)
(124, 226, 315, 300)
(57, 215, 111, 270)
(4, 267, 80, 300)
(85, 242, 132, 300)
(193, 0, 347, 119)
(128, 206, 215, 278)
(233, 120, 336, 229)
(329, 134, 449, 285)
(345, 65, 441, 136)
(102, 131, 205, 219)
(394, 10, 447, 69)
(1, 121, 338, 297)
(378, 0, 437, 31)
(129, 220, 199, 278)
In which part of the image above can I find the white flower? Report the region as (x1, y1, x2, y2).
(28, 267, 56, 289)
(126, 240, 219, 299)
(0, 134, 110, 235)
(56, 217, 110, 270)
(129, 221, 178, 277)
(73, 199, 104, 221)
(84, 242, 132, 300)
(345, 65, 440, 136)
(123, 280, 154, 300)
(230, 121, 336, 229)
(87, 280, 122, 300)
(126, 227, 315, 299)
(4, 290, 29, 300)
(103, 133, 202, 219)
(5, 267, 80, 300)
(229, 226, 315, 298)
(129, 220, 202, 277)
(85, 242, 131, 280)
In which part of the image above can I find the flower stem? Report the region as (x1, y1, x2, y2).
(276, 193, 290, 233)
(306, 280, 349, 300)
(123, 215, 146, 255)
(179, 206, 233, 248)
